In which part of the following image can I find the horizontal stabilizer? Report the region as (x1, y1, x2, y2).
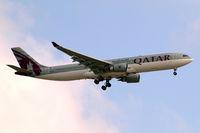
(7, 64, 32, 75)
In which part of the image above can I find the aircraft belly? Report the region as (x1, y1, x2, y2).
(102, 72, 126, 79)
(36, 69, 90, 81)
(84, 71, 126, 79)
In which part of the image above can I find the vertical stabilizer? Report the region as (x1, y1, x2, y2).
(11, 47, 47, 75)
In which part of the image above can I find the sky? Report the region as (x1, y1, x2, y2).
(0, 0, 200, 133)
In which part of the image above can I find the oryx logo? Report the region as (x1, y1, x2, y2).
(13, 50, 42, 75)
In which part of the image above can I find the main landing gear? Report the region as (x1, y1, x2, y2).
(173, 68, 177, 76)
(94, 79, 100, 84)
(94, 76, 104, 85)
(101, 79, 112, 91)
(94, 76, 111, 91)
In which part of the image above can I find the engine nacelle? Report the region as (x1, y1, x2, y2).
(119, 74, 140, 83)
(110, 63, 128, 72)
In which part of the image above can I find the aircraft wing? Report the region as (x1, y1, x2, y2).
(52, 42, 112, 74)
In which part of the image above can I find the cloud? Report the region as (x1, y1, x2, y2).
(0, 0, 119, 133)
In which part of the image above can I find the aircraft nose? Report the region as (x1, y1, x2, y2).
(188, 57, 194, 63)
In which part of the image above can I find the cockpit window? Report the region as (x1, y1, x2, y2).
(183, 55, 189, 57)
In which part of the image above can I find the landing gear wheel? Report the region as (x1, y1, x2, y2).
(94, 79, 99, 84)
(173, 68, 177, 76)
(173, 72, 177, 76)
(106, 82, 111, 87)
(101, 86, 107, 91)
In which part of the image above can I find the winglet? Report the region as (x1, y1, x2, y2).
(52, 42, 59, 47)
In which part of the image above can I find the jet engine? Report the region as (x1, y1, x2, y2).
(110, 63, 128, 72)
(119, 74, 140, 83)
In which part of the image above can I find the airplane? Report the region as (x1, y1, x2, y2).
(8, 42, 193, 91)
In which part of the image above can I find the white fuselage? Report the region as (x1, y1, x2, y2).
(35, 57, 193, 81)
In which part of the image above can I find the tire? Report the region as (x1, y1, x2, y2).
(106, 83, 111, 87)
(101, 86, 107, 90)
(173, 72, 177, 75)
(94, 80, 99, 84)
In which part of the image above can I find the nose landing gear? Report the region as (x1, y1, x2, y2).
(173, 68, 177, 76)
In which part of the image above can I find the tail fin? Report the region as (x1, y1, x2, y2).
(11, 47, 47, 75)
